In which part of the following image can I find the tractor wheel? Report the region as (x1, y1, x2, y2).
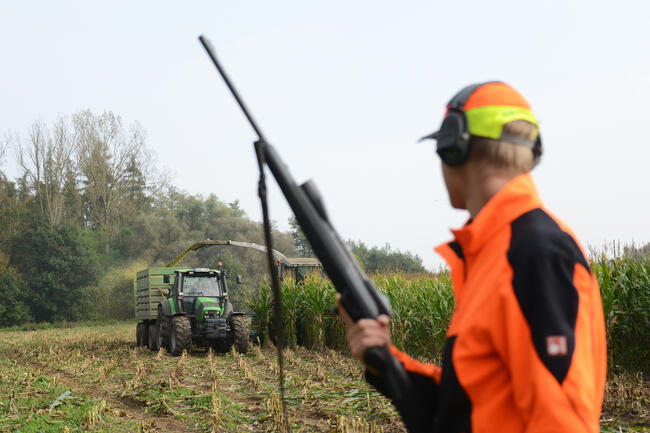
(148, 321, 159, 351)
(169, 316, 192, 356)
(136, 323, 144, 346)
(230, 315, 249, 354)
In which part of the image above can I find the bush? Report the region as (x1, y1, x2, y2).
(0, 267, 31, 326)
(10, 224, 101, 322)
(80, 261, 147, 321)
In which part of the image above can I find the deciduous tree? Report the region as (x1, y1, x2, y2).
(16, 119, 75, 231)
(289, 216, 314, 257)
(74, 110, 159, 249)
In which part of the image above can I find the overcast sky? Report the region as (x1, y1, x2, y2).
(1, 1, 648, 269)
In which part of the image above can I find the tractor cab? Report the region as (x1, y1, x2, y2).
(165, 268, 231, 321)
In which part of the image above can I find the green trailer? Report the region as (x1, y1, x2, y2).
(134, 266, 248, 355)
(134, 267, 177, 323)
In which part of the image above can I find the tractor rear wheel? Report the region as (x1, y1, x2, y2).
(169, 316, 192, 356)
(148, 321, 159, 351)
(230, 315, 249, 354)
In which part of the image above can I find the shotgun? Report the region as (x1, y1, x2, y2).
(199, 35, 427, 433)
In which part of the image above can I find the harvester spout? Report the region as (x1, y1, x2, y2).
(165, 240, 293, 267)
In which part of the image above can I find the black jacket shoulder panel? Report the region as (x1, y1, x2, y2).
(508, 208, 589, 271)
(507, 208, 586, 383)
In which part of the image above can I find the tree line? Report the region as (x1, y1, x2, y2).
(288, 217, 426, 273)
(0, 111, 424, 327)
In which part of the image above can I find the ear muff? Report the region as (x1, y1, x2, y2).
(436, 82, 492, 166)
(532, 133, 543, 166)
(436, 110, 471, 166)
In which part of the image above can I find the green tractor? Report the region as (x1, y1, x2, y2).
(134, 240, 322, 355)
(135, 266, 249, 355)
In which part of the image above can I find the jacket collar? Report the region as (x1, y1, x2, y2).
(436, 172, 543, 264)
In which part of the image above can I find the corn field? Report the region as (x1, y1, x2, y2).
(248, 273, 454, 363)
(592, 248, 650, 374)
(249, 251, 650, 373)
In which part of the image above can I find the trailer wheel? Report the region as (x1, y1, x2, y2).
(157, 319, 167, 350)
(169, 316, 192, 356)
(142, 322, 149, 347)
(148, 321, 160, 351)
(230, 315, 249, 354)
(136, 323, 144, 346)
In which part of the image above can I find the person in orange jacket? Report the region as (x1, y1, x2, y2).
(338, 82, 607, 433)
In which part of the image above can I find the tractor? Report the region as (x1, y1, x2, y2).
(135, 265, 248, 354)
(134, 240, 322, 355)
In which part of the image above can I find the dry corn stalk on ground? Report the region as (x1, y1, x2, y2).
(0, 322, 646, 432)
(0, 322, 402, 432)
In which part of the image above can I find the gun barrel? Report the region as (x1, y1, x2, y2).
(198, 35, 266, 141)
(198, 34, 389, 320)
(198, 34, 411, 418)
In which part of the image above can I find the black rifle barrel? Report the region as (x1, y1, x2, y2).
(199, 35, 266, 141)
(198, 34, 414, 417)
(198, 34, 388, 322)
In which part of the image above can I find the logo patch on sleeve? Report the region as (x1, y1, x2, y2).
(546, 335, 568, 356)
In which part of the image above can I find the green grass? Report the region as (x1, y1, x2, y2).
(0, 318, 135, 333)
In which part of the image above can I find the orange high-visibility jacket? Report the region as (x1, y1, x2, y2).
(370, 173, 607, 433)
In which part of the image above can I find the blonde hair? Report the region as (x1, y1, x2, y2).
(469, 120, 537, 173)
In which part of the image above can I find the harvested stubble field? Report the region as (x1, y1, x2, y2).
(0, 322, 401, 433)
(0, 323, 647, 432)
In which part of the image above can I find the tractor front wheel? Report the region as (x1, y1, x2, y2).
(169, 316, 192, 356)
(230, 315, 249, 354)
(148, 321, 159, 351)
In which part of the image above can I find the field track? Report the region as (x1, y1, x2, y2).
(0, 322, 647, 432)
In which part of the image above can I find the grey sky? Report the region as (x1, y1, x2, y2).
(1, 1, 648, 269)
